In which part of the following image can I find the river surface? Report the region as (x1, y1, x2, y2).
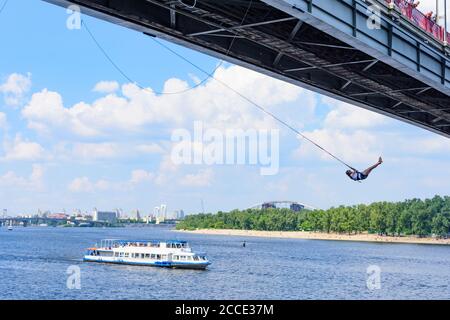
(0, 226, 449, 300)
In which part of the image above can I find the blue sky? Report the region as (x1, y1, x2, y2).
(1, 0, 450, 216)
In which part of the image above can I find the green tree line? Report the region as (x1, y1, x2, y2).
(176, 196, 450, 238)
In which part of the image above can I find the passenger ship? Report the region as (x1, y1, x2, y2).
(84, 239, 211, 270)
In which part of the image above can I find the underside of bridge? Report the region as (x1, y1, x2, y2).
(43, 0, 450, 137)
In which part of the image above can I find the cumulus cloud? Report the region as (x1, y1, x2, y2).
(0, 164, 44, 190)
(130, 169, 154, 184)
(72, 142, 119, 160)
(399, 136, 450, 155)
(0, 112, 6, 129)
(68, 177, 95, 193)
(294, 97, 392, 165)
(49, 141, 166, 163)
(22, 89, 100, 136)
(2, 135, 45, 161)
(93, 81, 119, 93)
(294, 91, 450, 167)
(22, 65, 304, 138)
(179, 168, 214, 187)
(296, 128, 381, 164)
(0, 73, 32, 107)
(135, 143, 165, 154)
(69, 169, 155, 193)
(322, 97, 388, 129)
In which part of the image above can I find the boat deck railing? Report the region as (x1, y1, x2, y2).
(98, 239, 190, 249)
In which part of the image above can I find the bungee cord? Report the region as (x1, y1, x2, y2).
(151, 37, 356, 170)
(80, 0, 354, 170)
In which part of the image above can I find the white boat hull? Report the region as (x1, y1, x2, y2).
(83, 255, 210, 270)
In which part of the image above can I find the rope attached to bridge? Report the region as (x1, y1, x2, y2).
(151, 37, 356, 171)
(82, 0, 355, 170)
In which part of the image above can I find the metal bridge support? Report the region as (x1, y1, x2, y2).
(41, 0, 450, 137)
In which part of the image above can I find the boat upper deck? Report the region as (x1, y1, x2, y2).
(95, 239, 191, 251)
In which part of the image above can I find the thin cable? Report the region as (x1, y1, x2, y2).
(81, 0, 253, 95)
(0, 0, 8, 15)
(81, 1, 353, 169)
(82, 19, 210, 95)
(152, 37, 356, 170)
(178, 0, 197, 9)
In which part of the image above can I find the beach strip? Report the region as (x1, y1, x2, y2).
(175, 229, 450, 245)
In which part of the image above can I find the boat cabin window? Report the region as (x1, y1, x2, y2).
(166, 242, 187, 249)
(124, 253, 129, 258)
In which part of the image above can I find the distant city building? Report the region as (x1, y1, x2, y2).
(160, 204, 167, 218)
(174, 210, 185, 220)
(252, 201, 313, 212)
(116, 208, 123, 219)
(144, 215, 154, 224)
(93, 209, 117, 223)
(47, 213, 69, 220)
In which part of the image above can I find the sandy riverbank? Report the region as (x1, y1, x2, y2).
(175, 229, 450, 245)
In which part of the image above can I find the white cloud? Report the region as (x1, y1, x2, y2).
(322, 97, 387, 129)
(0, 164, 44, 190)
(95, 179, 113, 191)
(400, 136, 450, 155)
(153, 154, 180, 186)
(179, 168, 214, 187)
(72, 142, 119, 160)
(2, 135, 45, 161)
(0, 112, 6, 129)
(22, 89, 100, 136)
(294, 92, 450, 169)
(68, 177, 94, 193)
(296, 129, 381, 164)
(135, 143, 165, 154)
(69, 169, 155, 193)
(0, 73, 32, 107)
(130, 169, 154, 184)
(93, 81, 119, 93)
(22, 65, 305, 138)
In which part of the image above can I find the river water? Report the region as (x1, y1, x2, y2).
(0, 226, 449, 299)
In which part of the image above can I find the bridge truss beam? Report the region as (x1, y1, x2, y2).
(41, 0, 450, 137)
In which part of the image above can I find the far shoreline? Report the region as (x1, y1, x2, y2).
(175, 229, 450, 246)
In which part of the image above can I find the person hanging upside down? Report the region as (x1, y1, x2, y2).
(346, 157, 383, 182)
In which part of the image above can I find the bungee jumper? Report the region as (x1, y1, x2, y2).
(346, 157, 383, 182)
